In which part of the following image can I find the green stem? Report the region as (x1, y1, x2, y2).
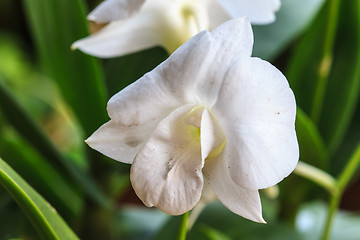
(178, 212, 189, 240)
(321, 143, 360, 240)
(321, 191, 341, 240)
(310, 0, 341, 124)
(187, 202, 205, 231)
(294, 161, 338, 195)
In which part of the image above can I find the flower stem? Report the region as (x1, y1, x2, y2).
(178, 212, 189, 240)
(321, 143, 360, 240)
(187, 202, 205, 231)
(321, 191, 341, 240)
(310, 0, 341, 124)
(294, 161, 338, 195)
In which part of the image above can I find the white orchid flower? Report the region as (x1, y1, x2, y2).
(72, 0, 281, 58)
(86, 18, 298, 222)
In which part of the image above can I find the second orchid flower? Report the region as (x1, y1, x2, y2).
(72, 0, 281, 57)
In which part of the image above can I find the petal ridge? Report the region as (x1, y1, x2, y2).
(213, 56, 299, 190)
(88, 0, 146, 23)
(203, 150, 265, 223)
(130, 104, 204, 215)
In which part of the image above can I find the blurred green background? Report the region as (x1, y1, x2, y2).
(0, 0, 359, 239)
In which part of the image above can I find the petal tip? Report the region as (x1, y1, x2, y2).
(84, 133, 98, 148)
(244, 208, 266, 223)
(87, 14, 97, 22)
(244, 208, 266, 224)
(274, 0, 281, 11)
(258, 216, 267, 224)
(84, 136, 93, 146)
(70, 42, 78, 50)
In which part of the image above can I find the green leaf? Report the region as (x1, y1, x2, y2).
(287, 1, 360, 155)
(22, 0, 108, 136)
(0, 79, 108, 207)
(0, 188, 39, 238)
(318, 1, 360, 154)
(336, 142, 360, 193)
(0, 157, 80, 240)
(253, 0, 326, 60)
(295, 108, 327, 169)
(104, 47, 168, 96)
(0, 128, 83, 219)
(286, 5, 328, 116)
(330, 107, 360, 175)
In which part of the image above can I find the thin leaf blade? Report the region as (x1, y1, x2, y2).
(296, 108, 328, 169)
(0, 79, 108, 207)
(0, 157, 79, 240)
(22, 0, 108, 136)
(0, 129, 83, 219)
(287, 0, 360, 156)
(318, 0, 360, 153)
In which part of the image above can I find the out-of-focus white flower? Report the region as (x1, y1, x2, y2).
(72, 0, 281, 57)
(85, 18, 298, 222)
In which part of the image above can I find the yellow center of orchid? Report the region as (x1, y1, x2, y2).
(161, 2, 209, 53)
(183, 105, 227, 160)
(207, 138, 226, 159)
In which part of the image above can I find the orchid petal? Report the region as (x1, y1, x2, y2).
(88, 0, 146, 23)
(105, 30, 212, 126)
(72, 13, 162, 58)
(206, 0, 232, 29)
(85, 119, 159, 163)
(106, 18, 253, 124)
(213, 56, 299, 190)
(203, 150, 265, 223)
(209, 17, 253, 57)
(200, 178, 217, 203)
(216, 0, 281, 24)
(194, 17, 253, 107)
(130, 104, 204, 215)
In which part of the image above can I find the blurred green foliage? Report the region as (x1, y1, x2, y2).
(0, 0, 359, 239)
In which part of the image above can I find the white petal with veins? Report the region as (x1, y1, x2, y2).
(216, 0, 281, 24)
(72, 12, 162, 58)
(104, 18, 253, 126)
(85, 118, 159, 164)
(194, 18, 253, 107)
(88, 0, 146, 23)
(74, 0, 280, 58)
(131, 104, 204, 215)
(206, 0, 232, 29)
(203, 149, 265, 223)
(105, 30, 212, 126)
(213, 56, 298, 190)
